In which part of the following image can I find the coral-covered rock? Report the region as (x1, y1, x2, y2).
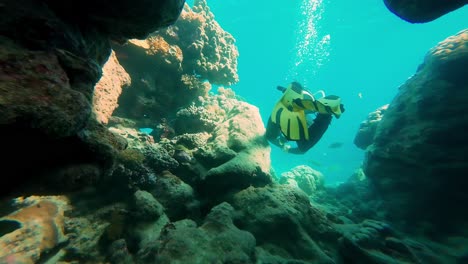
(181, 92, 273, 199)
(0, 196, 69, 263)
(133, 190, 165, 221)
(112, 38, 211, 122)
(231, 185, 339, 263)
(337, 219, 460, 263)
(137, 202, 256, 263)
(174, 103, 223, 134)
(364, 29, 468, 232)
(150, 171, 199, 221)
(109, 126, 184, 189)
(63, 202, 130, 262)
(93, 51, 131, 124)
(111, 1, 238, 125)
(159, 0, 239, 85)
(64, 216, 109, 261)
(279, 165, 325, 195)
(317, 169, 385, 223)
(383, 0, 467, 23)
(338, 220, 414, 263)
(354, 104, 388, 150)
(107, 239, 133, 264)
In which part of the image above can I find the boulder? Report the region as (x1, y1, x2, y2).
(279, 165, 325, 195)
(137, 202, 256, 264)
(230, 185, 339, 263)
(383, 0, 467, 23)
(364, 29, 468, 232)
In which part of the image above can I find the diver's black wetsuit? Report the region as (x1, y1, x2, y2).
(266, 113, 332, 154)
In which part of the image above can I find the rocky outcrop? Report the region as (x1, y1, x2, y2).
(137, 203, 256, 264)
(364, 29, 468, 233)
(383, 0, 467, 23)
(93, 51, 131, 124)
(279, 165, 325, 195)
(0, 0, 184, 197)
(354, 105, 388, 150)
(162, 0, 239, 85)
(110, 89, 272, 208)
(337, 219, 454, 263)
(175, 90, 273, 201)
(112, 0, 238, 125)
(231, 185, 339, 263)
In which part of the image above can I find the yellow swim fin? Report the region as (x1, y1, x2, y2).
(316, 96, 344, 118)
(294, 95, 344, 118)
(270, 83, 310, 141)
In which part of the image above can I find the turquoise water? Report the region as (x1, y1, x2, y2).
(187, 0, 468, 185)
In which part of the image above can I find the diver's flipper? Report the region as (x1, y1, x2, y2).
(316, 96, 344, 118)
(271, 101, 309, 141)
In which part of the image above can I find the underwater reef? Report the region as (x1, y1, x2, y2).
(1, 0, 467, 263)
(364, 29, 468, 235)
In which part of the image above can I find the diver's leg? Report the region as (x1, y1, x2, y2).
(265, 117, 284, 148)
(296, 113, 332, 153)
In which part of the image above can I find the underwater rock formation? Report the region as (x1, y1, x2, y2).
(174, 90, 273, 201)
(383, 0, 467, 23)
(231, 185, 339, 263)
(137, 203, 256, 263)
(0, 0, 183, 197)
(336, 219, 453, 263)
(364, 29, 468, 233)
(149, 171, 199, 221)
(161, 0, 240, 85)
(318, 169, 385, 223)
(112, 0, 238, 125)
(354, 104, 388, 150)
(93, 51, 131, 124)
(279, 165, 325, 195)
(0, 196, 69, 263)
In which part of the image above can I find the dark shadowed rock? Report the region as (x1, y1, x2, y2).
(42, 0, 185, 40)
(230, 185, 339, 263)
(364, 29, 468, 233)
(383, 0, 467, 23)
(150, 171, 199, 221)
(0, 0, 183, 197)
(354, 105, 388, 150)
(336, 219, 456, 263)
(137, 202, 256, 264)
(133, 190, 164, 221)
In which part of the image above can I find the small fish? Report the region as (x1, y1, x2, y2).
(358, 92, 363, 99)
(328, 142, 344, 148)
(139, 127, 154, 135)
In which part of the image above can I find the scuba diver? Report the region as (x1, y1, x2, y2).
(265, 81, 345, 154)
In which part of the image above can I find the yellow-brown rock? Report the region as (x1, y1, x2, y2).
(0, 196, 69, 263)
(93, 51, 131, 124)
